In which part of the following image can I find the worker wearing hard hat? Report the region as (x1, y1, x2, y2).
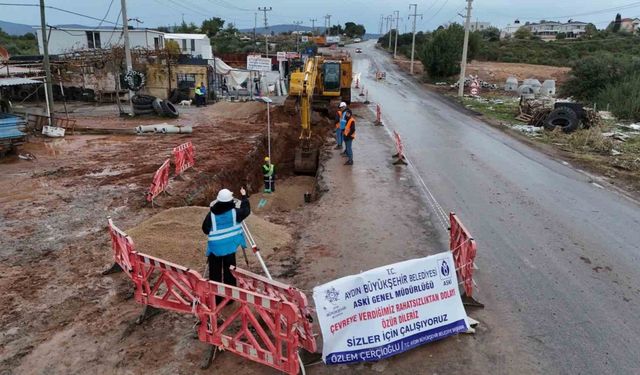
(201, 187, 251, 296)
(262, 156, 275, 193)
(335, 102, 348, 151)
(343, 109, 356, 165)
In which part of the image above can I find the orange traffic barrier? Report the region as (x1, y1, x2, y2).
(106, 219, 315, 374)
(449, 212, 482, 307)
(172, 141, 195, 176)
(146, 159, 170, 205)
(392, 130, 407, 165)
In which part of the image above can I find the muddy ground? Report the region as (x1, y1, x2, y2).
(0, 99, 334, 374)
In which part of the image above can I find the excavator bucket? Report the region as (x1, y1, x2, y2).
(294, 146, 319, 174)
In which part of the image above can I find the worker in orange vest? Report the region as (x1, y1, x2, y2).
(343, 109, 356, 165)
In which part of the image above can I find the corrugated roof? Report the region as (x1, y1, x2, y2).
(0, 77, 41, 87)
(165, 33, 208, 40)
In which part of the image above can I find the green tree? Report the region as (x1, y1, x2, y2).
(479, 26, 500, 41)
(514, 27, 533, 39)
(583, 23, 598, 38)
(176, 21, 198, 33)
(556, 32, 567, 40)
(344, 22, 366, 38)
(612, 13, 622, 33)
(201, 17, 225, 38)
(419, 23, 479, 79)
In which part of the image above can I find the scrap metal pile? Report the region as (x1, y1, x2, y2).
(516, 98, 601, 133)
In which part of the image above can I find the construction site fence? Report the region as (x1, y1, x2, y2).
(172, 141, 195, 176)
(449, 212, 477, 298)
(145, 158, 170, 203)
(107, 219, 315, 374)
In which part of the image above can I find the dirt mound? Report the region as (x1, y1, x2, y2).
(211, 101, 266, 120)
(127, 206, 292, 272)
(466, 60, 571, 85)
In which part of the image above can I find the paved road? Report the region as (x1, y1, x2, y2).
(350, 40, 640, 374)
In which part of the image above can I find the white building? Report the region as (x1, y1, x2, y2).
(164, 33, 213, 59)
(501, 20, 523, 39)
(620, 18, 640, 33)
(35, 27, 165, 55)
(469, 21, 492, 32)
(523, 20, 589, 40)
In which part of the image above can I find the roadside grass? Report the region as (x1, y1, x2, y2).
(461, 96, 524, 124)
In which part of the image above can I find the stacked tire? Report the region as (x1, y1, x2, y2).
(132, 95, 179, 118)
(544, 107, 579, 133)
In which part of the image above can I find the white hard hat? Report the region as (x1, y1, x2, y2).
(339, 102, 347, 108)
(216, 188, 234, 203)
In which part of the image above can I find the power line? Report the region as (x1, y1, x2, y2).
(96, 0, 116, 29)
(0, 2, 122, 25)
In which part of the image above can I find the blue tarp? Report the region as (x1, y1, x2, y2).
(0, 113, 27, 140)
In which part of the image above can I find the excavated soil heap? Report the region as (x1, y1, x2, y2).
(127, 207, 292, 272)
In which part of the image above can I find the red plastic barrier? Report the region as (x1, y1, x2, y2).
(375, 104, 382, 125)
(146, 159, 170, 203)
(172, 141, 195, 176)
(231, 267, 317, 353)
(106, 219, 312, 375)
(449, 212, 477, 297)
(196, 280, 302, 374)
(131, 252, 202, 314)
(108, 219, 136, 277)
(392, 130, 407, 165)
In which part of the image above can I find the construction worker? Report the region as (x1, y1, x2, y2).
(262, 157, 275, 193)
(343, 109, 356, 165)
(194, 84, 203, 107)
(201, 187, 251, 296)
(200, 82, 207, 106)
(335, 102, 348, 150)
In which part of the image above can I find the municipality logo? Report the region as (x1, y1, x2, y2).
(439, 259, 451, 279)
(325, 287, 340, 303)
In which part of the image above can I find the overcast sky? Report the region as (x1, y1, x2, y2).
(2, 0, 637, 33)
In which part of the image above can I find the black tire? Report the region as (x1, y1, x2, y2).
(133, 103, 154, 111)
(152, 98, 164, 115)
(133, 107, 155, 116)
(160, 100, 179, 118)
(545, 107, 579, 133)
(131, 94, 155, 106)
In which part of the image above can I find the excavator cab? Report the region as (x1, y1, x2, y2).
(322, 61, 341, 95)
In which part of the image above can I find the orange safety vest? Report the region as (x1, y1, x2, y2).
(335, 110, 342, 129)
(343, 117, 356, 140)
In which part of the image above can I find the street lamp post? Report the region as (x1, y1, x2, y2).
(258, 96, 273, 162)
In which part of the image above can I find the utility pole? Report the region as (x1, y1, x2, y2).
(309, 18, 317, 34)
(293, 21, 303, 51)
(379, 15, 384, 35)
(387, 15, 393, 50)
(325, 14, 331, 35)
(39, 0, 54, 123)
(253, 12, 257, 43)
(458, 0, 473, 97)
(408, 4, 422, 74)
(393, 10, 400, 58)
(258, 6, 272, 56)
(121, 0, 134, 114)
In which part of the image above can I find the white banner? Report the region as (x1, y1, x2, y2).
(313, 252, 469, 365)
(276, 51, 287, 62)
(246, 55, 272, 71)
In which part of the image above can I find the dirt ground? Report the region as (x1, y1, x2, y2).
(0, 99, 331, 374)
(392, 55, 570, 86)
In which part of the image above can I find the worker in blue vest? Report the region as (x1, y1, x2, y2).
(194, 84, 203, 107)
(334, 102, 348, 150)
(199, 82, 207, 106)
(201, 187, 251, 296)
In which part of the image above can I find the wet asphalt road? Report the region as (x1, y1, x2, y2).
(350, 40, 640, 374)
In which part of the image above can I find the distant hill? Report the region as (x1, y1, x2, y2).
(0, 20, 35, 36)
(239, 24, 327, 35)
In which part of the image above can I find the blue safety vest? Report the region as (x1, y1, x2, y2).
(206, 210, 246, 256)
(339, 111, 347, 129)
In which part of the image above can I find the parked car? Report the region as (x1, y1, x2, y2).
(354, 38, 362, 43)
(355, 48, 362, 53)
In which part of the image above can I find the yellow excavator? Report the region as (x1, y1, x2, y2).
(287, 54, 352, 173)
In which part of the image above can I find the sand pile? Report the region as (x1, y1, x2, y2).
(127, 206, 292, 272)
